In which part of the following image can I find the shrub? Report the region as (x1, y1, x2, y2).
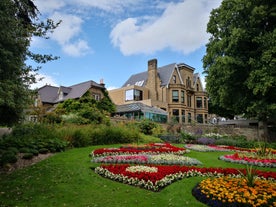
(0, 151, 17, 165)
(71, 130, 91, 148)
(214, 138, 238, 146)
(138, 119, 158, 135)
(39, 148, 49, 154)
(90, 125, 141, 145)
(180, 131, 196, 143)
(22, 153, 34, 160)
(197, 137, 216, 145)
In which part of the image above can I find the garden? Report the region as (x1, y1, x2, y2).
(0, 122, 276, 206)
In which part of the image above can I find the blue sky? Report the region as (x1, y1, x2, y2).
(30, 0, 222, 90)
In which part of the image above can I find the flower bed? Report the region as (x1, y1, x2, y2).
(185, 144, 250, 152)
(94, 164, 276, 192)
(220, 153, 276, 168)
(91, 143, 188, 157)
(192, 176, 276, 207)
(92, 154, 202, 165)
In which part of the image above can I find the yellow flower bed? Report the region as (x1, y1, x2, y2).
(198, 176, 276, 206)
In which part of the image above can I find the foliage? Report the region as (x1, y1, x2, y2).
(180, 131, 196, 143)
(54, 93, 112, 125)
(0, 0, 59, 126)
(0, 123, 68, 166)
(138, 119, 159, 135)
(203, 0, 276, 126)
(238, 164, 257, 187)
(90, 125, 141, 145)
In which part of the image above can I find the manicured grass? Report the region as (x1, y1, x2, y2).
(0, 145, 275, 207)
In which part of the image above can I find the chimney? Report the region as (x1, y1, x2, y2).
(100, 78, 105, 87)
(147, 59, 158, 101)
(148, 59, 157, 71)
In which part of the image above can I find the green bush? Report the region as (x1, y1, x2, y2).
(71, 130, 91, 147)
(180, 131, 196, 143)
(22, 153, 34, 160)
(0, 151, 17, 165)
(138, 119, 158, 135)
(90, 125, 141, 145)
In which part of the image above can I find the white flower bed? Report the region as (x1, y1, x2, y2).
(92, 153, 202, 166)
(185, 144, 230, 152)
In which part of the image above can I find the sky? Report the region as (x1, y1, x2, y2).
(30, 0, 222, 90)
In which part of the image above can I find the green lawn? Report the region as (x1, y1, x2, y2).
(0, 145, 275, 207)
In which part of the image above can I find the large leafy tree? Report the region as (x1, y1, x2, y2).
(203, 0, 276, 137)
(0, 0, 59, 126)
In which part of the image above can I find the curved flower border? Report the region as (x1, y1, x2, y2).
(219, 153, 276, 168)
(185, 144, 251, 152)
(92, 154, 202, 166)
(94, 164, 276, 192)
(192, 176, 276, 207)
(91, 143, 188, 157)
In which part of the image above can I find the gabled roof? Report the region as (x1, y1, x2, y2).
(38, 85, 59, 103)
(38, 80, 105, 104)
(122, 63, 176, 87)
(116, 102, 168, 115)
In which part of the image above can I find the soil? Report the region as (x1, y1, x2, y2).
(0, 153, 54, 174)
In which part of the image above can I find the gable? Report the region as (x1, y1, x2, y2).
(38, 80, 106, 104)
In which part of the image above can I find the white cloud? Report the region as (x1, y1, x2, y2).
(74, 0, 142, 13)
(50, 12, 83, 45)
(110, 0, 221, 55)
(62, 40, 91, 57)
(35, 0, 65, 14)
(48, 12, 91, 56)
(30, 73, 58, 89)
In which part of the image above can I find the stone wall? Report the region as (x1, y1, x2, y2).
(0, 128, 12, 137)
(181, 125, 262, 141)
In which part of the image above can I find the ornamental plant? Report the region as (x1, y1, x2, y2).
(94, 164, 276, 192)
(91, 143, 188, 157)
(193, 176, 276, 207)
(238, 164, 257, 187)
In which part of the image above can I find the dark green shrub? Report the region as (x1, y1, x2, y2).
(7, 147, 19, 154)
(19, 147, 31, 153)
(0, 151, 17, 165)
(22, 153, 34, 160)
(39, 148, 49, 154)
(29, 149, 39, 156)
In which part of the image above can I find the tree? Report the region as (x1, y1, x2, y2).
(203, 0, 276, 138)
(0, 0, 59, 126)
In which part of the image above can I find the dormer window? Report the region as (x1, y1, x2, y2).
(173, 75, 176, 84)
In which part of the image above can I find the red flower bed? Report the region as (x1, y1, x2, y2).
(95, 164, 276, 191)
(91, 143, 187, 157)
(220, 153, 276, 168)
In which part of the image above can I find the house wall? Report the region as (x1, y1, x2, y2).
(108, 59, 208, 124)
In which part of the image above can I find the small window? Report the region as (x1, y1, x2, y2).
(196, 97, 202, 108)
(93, 94, 101, 101)
(173, 109, 179, 122)
(173, 75, 176, 84)
(172, 90, 179, 102)
(181, 90, 185, 103)
(125, 89, 143, 101)
(196, 114, 203, 123)
(187, 95, 192, 107)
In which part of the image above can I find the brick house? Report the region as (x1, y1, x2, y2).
(109, 59, 208, 124)
(28, 80, 106, 122)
